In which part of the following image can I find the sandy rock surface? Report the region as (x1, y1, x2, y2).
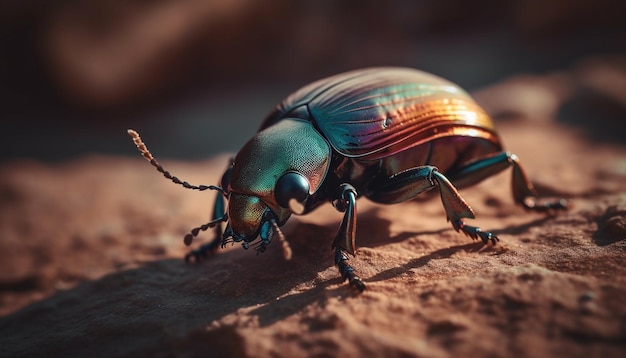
(0, 117, 625, 357)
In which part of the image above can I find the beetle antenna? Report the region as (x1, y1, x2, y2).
(271, 220, 292, 260)
(127, 129, 226, 194)
(183, 214, 229, 246)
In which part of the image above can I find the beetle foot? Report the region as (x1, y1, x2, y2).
(454, 219, 499, 245)
(346, 272, 366, 292)
(184, 240, 220, 263)
(335, 248, 365, 292)
(255, 239, 271, 255)
(523, 197, 569, 213)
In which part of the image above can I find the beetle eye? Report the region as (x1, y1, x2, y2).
(275, 172, 310, 214)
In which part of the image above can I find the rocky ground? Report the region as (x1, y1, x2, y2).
(0, 81, 625, 356)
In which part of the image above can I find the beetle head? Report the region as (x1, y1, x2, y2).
(128, 123, 329, 255)
(226, 193, 272, 243)
(224, 118, 331, 245)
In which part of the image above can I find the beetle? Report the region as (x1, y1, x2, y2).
(128, 67, 567, 292)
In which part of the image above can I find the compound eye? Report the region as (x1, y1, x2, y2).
(275, 172, 310, 214)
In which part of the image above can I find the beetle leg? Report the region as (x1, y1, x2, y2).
(453, 220, 498, 245)
(510, 155, 568, 212)
(368, 166, 439, 204)
(255, 217, 275, 255)
(369, 166, 476, 223)
(184, 192, 227, 262)
(335, 247, 365, 292)
(332, 184, 358, 255)
(369, 166, 499, 245)
(448, 151, 568, 212)
(331, 184, 364, 290)
(430, 170, 500, 245)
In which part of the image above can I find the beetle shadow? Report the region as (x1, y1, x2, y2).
(353, 205, 459, 248)
(0, 235, 341, 355)
(350, 206, 571, 285)
(489, 216, 555, 237)
(366, 242, 481, 284)
(2, 215, 389, 355)
(591, 210, 625, 247)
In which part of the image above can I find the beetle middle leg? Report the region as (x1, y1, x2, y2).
(368, 166, 499, 245)
(448, 151, 568, 212)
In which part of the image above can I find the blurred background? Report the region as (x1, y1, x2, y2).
(1, 0, 624, 162)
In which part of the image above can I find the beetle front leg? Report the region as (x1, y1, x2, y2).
(332, 184, 365, 291)
(335, 247, 365, 292)
(369, 166, 498, 245)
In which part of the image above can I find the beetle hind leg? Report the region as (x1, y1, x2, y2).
(510, 155, 568, 212)
(448, 151, 568, 212)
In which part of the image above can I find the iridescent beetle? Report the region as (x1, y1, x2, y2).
(128, 67, 567, 291)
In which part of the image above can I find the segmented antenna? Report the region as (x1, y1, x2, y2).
(183, 214, 229, 246)
(271, 220, 292, 261)
(127, 129, 225, 194)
